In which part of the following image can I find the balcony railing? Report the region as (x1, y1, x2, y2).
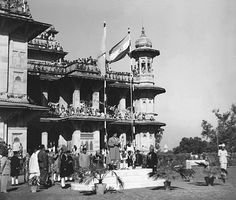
(65, 58, 100, 75)
(28, 37, 64, 52)
(47, 101, 157, 122)
(28, 60, 66, 75)
(106, 71, 131, 82)
(27, 59, 133, 82)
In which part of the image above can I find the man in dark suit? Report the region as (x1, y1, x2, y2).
(38, 144, 48, 188)
(146, 145, 157, 171)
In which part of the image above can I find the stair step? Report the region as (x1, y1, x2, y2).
(71, 168, 165, 191)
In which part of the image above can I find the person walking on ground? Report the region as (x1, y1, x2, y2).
(60, 145, 68, 188)
(218, 143, 229, 182)
(53, 150, 61, 182)
(48, 149, 55, 185)
(29, 148, 40, 179)
(0, 149, 11, 193)
(218, 143, 228, 170)
(38, 145, 48, 188)
(10, 151, 21, 186)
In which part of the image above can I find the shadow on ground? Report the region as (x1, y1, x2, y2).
(188, 181, 222, 186)
(150, 186, 182, 191)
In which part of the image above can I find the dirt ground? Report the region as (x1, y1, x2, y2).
(1, 166, 236, 200)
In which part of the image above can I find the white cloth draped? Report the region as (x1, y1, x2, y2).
(29, 150, 40, 179)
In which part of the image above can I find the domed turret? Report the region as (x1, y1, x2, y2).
(135, 27, 152, 48)
(130, 27, 160, 85)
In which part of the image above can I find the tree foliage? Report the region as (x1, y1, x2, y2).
(173, 137, 208, 154)
(201, 104, 236, 152)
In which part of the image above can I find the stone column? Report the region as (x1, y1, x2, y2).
(92, 91, 99, 110)
(41, 82, 49, 106)
(135, 133, 140, 150)
(118, 97, 126, 111)
(146, 132, 150, 150)
(58, 134, 67, 147)
(72, 130, 81, 149)
(93, 130, 100, 152)
(0, 34, 8, 93)
(154, 95, 158, 114)
(0, 121, 4, 141)
(41, 132, 48, 149)
(4, 123, 7, 143)
(72, 83, 81, 110)
(59, 96, 68, 109)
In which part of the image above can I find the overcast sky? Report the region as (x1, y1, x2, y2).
(29, 0, 236, 149)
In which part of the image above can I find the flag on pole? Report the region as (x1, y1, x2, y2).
(97, 22, 107, 75)
(108, 33, 131, 64)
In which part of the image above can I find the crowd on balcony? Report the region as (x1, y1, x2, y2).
(64, 56, 97, 67)
(0, 0, 31, 17)
(47, 101, 155, 121)
(30, 37, 63, 52)
(28, 60, 66, 74)
(28, 57, 101, 75)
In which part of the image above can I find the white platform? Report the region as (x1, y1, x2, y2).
(71, 168, 165, 191)
(186, 160, 207, 169)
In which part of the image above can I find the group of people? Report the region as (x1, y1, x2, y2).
(28, 144, 93, 189)
(1, 138, 230, 193)
(0, 141, 22, 193)
(107, 133, 157, 170)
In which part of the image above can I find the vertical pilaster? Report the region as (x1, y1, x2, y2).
(93, 130, 100, 152)
(92, 91, 99, 110)
(135, 133, 141, 150)
(4, 123, 8, 143)
(58, 134, 67, 147)
(41, 82, 49, 106)
(0, 121, 4, 141)
(72, 130, 81, 149)
(154, 95, 158, 114)
(0, 34, 9, 93)
(118, 97, 126, 111)
(8, 39, 28, 99)
(72, 81, 82, 109)
(59, 96, 68, 109)
(41, 132, 48, 149)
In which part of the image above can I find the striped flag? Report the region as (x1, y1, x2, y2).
(108, 33, 131, 64)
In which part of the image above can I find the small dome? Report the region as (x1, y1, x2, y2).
(135, 27, 152, 48)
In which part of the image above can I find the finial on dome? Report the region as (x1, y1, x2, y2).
(141, 26, 146, 37)
(135, 26, 152, 48)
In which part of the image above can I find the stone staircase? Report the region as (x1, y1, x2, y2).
(71, 168, 165, 191)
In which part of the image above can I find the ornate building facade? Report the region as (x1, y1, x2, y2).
(0, 0, 165, 154)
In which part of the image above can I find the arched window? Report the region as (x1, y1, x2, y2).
(15, 76, 21, 81)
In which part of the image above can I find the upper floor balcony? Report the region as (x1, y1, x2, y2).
(106, 71, 131, 83)
(46, 101, 158, 122)
(65, 58, 100, 75)
(0, 0, 31, 18)
(28, 59, 66, 75)
(28, 37, 64, 52)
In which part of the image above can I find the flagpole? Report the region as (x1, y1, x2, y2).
(128, 28, 135, 145)
(103, 22, 108, 148)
